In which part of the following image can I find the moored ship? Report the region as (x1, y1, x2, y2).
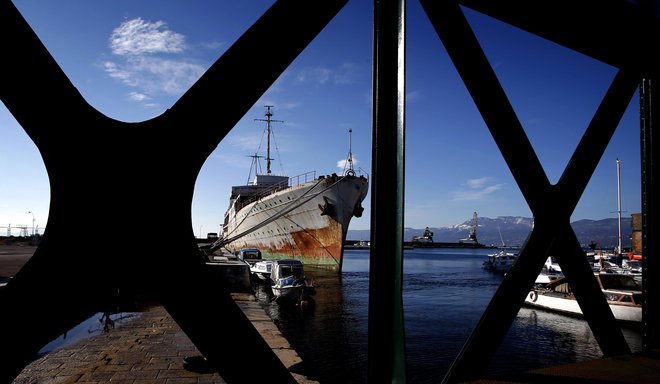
(216, 106, 368, 271)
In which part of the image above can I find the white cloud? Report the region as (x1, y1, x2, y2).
(228, 133, 263, 152)
(466, 177, 490, 189)
(103, 61, 133, 84)
(337, 155, 359, 172)
(199, 41, 225, 51)
(297, 67, 332, 84)
(128, 91, 150, 102)
(296, 62, 361, 85)
(104, 56, 205, 96)
(334, 62, 360, 85)
(103, 18, 206, 103)
(110, 18, 185, 56)
(406, 90, 421, 103)
(451, 177, 503, 202)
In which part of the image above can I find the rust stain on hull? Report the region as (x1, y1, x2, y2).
(229, 220, 346, 270)
(223, 175, 368, 271)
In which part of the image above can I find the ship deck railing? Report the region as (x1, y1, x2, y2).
(238, 171, 318, 209)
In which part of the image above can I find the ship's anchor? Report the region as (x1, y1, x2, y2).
(318, 196, 336, 217)
(352, 201, 364, 218)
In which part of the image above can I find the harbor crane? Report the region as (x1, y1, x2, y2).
(460, 212, 479, 244)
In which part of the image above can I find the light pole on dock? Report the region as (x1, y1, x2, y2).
(28, 211, 35, 236)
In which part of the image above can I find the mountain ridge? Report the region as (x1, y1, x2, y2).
(348, 216, 633, 248)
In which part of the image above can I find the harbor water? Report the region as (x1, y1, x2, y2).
(252, 247, 642, 384)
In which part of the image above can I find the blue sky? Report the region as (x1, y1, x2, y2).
(1, 1, 641, 237)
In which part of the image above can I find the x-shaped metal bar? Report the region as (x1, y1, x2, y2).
(0, 1, 347, 382)
(419, 1, 640, 382)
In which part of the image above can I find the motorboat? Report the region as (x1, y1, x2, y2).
(235, 248, 272, 281)
(534, 256, 563, 285)
(524, 272, 642, 326)
(250, 260, 273, 281)
(621, 258, 642, 284)
(237, 248, 262, 266)
(622, 259, 642, 273)
(269, 259, 315, 304)
(482, 250, 518, 272)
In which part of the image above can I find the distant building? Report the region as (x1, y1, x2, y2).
(631, 213, 642, 255)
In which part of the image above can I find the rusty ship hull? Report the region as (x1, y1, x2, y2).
(222, 173, 368, 271)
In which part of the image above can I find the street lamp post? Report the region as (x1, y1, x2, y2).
(28, 211, 35, 236)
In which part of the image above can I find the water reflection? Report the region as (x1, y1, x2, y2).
(252, 266, 368, 383)
(38, 311, 139, 356)
(256, 248, 642, 384)
(41, 248, 643, 383)
(493, 306, 641, 375)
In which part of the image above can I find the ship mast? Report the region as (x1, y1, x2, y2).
(616, 158, 622, 255)
(346, 128, 355, 175)
(255, 105, 283, 175)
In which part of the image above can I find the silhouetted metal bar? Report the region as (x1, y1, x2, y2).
(641, 78, 660, 350)
(551, 225, 629, 353)
(0, 1, 348, 383)
(168, 0, 349, 158)
(419, 0, 549, 201)
(551, 70, 638, 358)
(420, 1, 637, 381)
(458, 0, 660, 76)
(368, 0, 407, 382)
(557, 71, 640, 203)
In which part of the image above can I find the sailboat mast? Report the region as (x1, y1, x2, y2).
(617, 158, 622, 255)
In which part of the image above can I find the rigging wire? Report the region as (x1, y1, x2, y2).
(269, 124, 285, 175)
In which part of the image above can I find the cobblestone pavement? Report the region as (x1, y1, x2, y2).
(12, 294, 317, 384)
(15, 304, 225, 384)
(3, 244, 316, 384)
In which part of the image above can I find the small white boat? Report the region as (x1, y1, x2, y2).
(524, 272, 642, 325)
(622, 259, 642, 274)
(236, 248, 272, 280)
(237, 248, 262, 266)
(269, 259, 315, 304)
(482, 250, 518, 272)
(535, 256, 563, 285)
(250, 260, 273, 281)
(621, 258, 643, 284)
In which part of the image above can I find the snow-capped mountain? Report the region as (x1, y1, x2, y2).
(348, 216, 632, 248)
